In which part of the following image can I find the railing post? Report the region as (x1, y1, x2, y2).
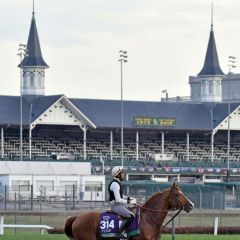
(31, 185, 33, 211)
(171, 218, 175, 240)
(72, 185, 76, 210)
(214, 217, 219, 235)
(40, 228, 45, 235)
(0, 215, 4, 235)
(65, 189, 68, 210)
(4, 185, 7, 211)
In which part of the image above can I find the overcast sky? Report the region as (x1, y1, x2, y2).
(1, 0, 240, 101)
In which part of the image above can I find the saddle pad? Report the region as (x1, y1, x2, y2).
(99, 212, 119, 238)
(99, 211, 140, 238)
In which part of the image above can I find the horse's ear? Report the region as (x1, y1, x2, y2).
(172, 181, 178, 188)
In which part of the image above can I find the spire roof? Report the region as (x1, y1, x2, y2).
(198, 3, 224, 76)
(198, 29, 224, 76)
(19, 11, 48, 68)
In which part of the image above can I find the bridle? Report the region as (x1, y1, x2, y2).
(136, 197, 184, 229)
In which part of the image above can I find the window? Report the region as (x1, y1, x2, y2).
(59, 181, 77, 187)
(36, 180, 54, 191)
(85, 181, 102, 192)
(11, 180, 30, 191)
(29, 72, 34, 87)
(23, 78, 28, 88)
(216, 83, 220, 95)
(38, 72, 42, 88)
(209, 80, 214, 95)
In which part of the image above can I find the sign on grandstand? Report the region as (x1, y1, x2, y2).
(133, 117, 176, 127)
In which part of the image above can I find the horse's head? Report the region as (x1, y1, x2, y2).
(168, 182, 194, 213)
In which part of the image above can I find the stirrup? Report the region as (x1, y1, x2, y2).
(115, 232, 128, 239)
(115, 235, 128, 239)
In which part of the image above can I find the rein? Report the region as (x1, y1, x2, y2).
(136, 203, 168, 213)
(161, 207, 183, 228)
(136, 203, 183, 229)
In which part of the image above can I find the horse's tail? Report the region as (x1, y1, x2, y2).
(64, 216, 76, 239)
(47, 226, 65, 234)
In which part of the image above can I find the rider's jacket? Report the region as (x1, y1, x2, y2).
(108, 178, 127, 204)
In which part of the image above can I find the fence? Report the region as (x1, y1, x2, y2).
(0, 182, 238, 211)
(0, 184, 105, 211)
(122, 181, 226, 210)
(1, 210, 240, 235)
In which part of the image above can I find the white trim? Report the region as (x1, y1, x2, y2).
(31, 95, 96, 129)
(214, 105, 240, 134)
(61, 96, 96, 128)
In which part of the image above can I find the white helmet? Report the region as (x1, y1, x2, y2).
(111, 166, 124, 177)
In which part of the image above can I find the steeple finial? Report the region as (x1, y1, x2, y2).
(211, 1, 213, 31)
(32, 0, 35, 17)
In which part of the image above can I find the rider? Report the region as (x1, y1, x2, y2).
(108, 166, 137, 238)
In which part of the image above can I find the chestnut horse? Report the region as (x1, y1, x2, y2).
(64, 182, 194, 240)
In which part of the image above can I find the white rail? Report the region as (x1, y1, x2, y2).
(0, 215, 53, 235)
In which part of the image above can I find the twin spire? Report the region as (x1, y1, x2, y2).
(18, 1, 224, 91)
(198, 1, 224, 76)
(18, 0, 48, 68)
(18, 0, 48, 96)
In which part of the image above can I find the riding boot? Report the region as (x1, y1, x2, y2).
(115, 215, 134, 239)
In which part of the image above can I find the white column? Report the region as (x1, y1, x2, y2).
(110, 131, 113, 160)
(136, 131, 139, 161)
(83, 127, 87, 160)
(186, 132, 189, 162)
(161, 132, 165, 155)
(1, 127, 4, 159)
(211, 132, 214, 162)
(29, 127, 32, 160)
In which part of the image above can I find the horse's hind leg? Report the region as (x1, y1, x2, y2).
(71, 224, 98, 240)
(72, 232, 97, 240)
(71, 212, 100, 240)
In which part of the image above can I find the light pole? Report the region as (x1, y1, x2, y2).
(118, 50, 128, 167)
(17, 44, 28, 161)
(226, 56, 236, 182)
(210, 109, 214, 162)
(162, 89, 168, 101)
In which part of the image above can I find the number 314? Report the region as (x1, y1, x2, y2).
(100, 220, 115, 229)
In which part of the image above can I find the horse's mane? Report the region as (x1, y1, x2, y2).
(143, 188, 170, 207)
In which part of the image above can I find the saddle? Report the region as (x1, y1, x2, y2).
(99, 207, 140, 239)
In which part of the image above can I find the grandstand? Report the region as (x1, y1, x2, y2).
(2, 127, 240, 163)
(1, 3, 240, 186)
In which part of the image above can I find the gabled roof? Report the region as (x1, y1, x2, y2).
(70, 99, 212, 130)
(0, 95, 19, 125)
(0, 95, 239, 132)
(30, 95, 63, 122)
(198, 28, 224, 76)
(213, 102, 240, 127)
(0, 95, 61, 125)
(18, 12, 48, 68)
(30, 95, 96, 129)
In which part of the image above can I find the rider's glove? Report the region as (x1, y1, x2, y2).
(127, 197, 137, 205)
(130, 198, 137, 205)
